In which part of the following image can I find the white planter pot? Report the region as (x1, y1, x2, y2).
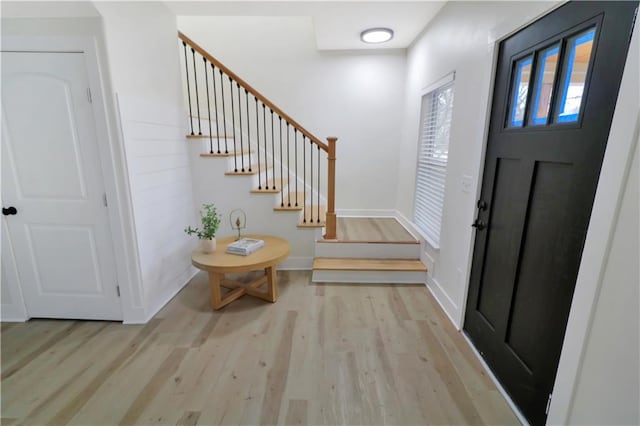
(201, 238, 216, 254)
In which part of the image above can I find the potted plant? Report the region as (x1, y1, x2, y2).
(185, 204, 221, 254)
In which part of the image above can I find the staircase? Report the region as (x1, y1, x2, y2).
(312, 217, 428, 284)
(179, 31, 336, 236)
(179, 33, 427, 284)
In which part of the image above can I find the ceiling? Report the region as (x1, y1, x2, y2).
(163, 1, 447, 50)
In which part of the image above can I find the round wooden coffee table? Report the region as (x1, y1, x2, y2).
(191, 235, 290, 310)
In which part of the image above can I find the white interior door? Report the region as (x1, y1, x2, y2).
(1, 51, 122, 320)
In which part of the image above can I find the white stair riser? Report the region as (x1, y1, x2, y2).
(312, 270, 427, 284)
(314, 242, 420, 259)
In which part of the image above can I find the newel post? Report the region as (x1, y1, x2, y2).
(324, 137, 338, 240)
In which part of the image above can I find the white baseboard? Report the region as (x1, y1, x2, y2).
(122, 306, 148, 324)
(462, 333, 530, 426)
(278, 257, 313, 270)
(393, 210, 427, 245)
(426, 276, 460, 330)
(335, 209, 396, 217)
(143, 267, 198, 323)
(0, 305, 28, 322)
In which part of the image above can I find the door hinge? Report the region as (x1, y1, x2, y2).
(103, 193, 108, 207)
(631, 7, 638, 43)
(545, 393, 552, 415)
(87, 87, 93, 103)
(116, 285, 121, 297)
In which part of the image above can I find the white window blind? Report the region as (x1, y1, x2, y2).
(414, 76, 455, 248)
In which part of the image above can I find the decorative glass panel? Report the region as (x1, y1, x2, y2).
(530, 45, 560, 125)
(508, 56, 533, 127)
(556, 28, 596, 123)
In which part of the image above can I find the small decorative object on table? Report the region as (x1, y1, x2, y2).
(229, 209, 247, 241)
(184, 204, 221, 254)
(226, 238, 265, 256)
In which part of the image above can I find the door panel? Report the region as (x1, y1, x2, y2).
(464, 2, 637, 424)
(1, 52, 122, 320)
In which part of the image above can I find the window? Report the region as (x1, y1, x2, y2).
(556, 28, 595, 123)
(508, 56, 533, 127)
(414, 74, 455, 248)
(504, 26, 597, 129)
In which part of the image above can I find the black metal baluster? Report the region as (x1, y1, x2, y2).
(203, 58, 213, 154)
(303, 135, 306, 223)
(255, 97, 261, 190)
(271, 109, 276, 189)
(310, 138, 314, 223)
(182, 42, 194, 135)
(191, 48, 202, 135)
(286, 123, 291, 206)
(279, 117, 284, 207)
(263, 104, 268, 189)
(245, 89, 251, 172)
(237, 84, 244, 172)
(219, 70, 228, 154)
(295, 129, 298, 206)
(317, 144, 321, 223)
(230, 78, 237, 172)
(211, 64, 221, 154)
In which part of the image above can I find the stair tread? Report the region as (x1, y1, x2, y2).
(313, 258, 427, 272)
(251, 178, 288, 193)
(200, 150, 254, 158)
(225, 163, 271, 176)
(187, 134, 234, 139)
(274, 192, 306, 211)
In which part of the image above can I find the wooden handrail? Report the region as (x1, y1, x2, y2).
(179, 31, 328, 152)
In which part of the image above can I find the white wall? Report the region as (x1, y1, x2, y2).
(176, 16, 406, 211)
(117, 95, 197, 319)
(397, 1, 558, 324)
(568, 136, 639, 425)
(93, 2, 183, 106)
(95, 2, 197, 321)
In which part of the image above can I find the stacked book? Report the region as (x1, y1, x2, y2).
(226, 238, 265, 256)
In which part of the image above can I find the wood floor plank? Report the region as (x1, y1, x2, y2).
(1, 322, 82, 380)
(175, 411, 200, 426)
(259, 310, 297, 424)
(284, 399, 307, 425)
(119, 347, 188, 425)
(48, 319, 162, 425)
(1, 271, 519, 426)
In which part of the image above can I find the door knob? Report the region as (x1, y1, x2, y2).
(2, 207, 17, 216)
(472, 219, 486, 230)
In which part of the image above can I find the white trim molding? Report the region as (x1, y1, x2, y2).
(1, 34, 143, 323)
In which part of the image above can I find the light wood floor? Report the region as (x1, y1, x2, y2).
(1, 271, 518, 425)
(336, 217, 417, 243)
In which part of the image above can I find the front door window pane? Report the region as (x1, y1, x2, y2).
(530, 45, 560, 125)
(508, 56, 533, 127)
(556, 28, 596, 123)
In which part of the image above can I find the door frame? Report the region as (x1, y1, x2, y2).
(460, 2, 639, 423)
(1, 34, 145, 323)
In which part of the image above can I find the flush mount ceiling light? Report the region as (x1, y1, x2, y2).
(360, 28, 394, 44)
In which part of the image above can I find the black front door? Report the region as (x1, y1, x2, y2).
(463, 2, 637, 424)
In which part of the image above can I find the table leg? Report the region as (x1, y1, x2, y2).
(209, 271, 246, 310)
(265, 266, 277, 302)
(209, 272, 223, 309)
